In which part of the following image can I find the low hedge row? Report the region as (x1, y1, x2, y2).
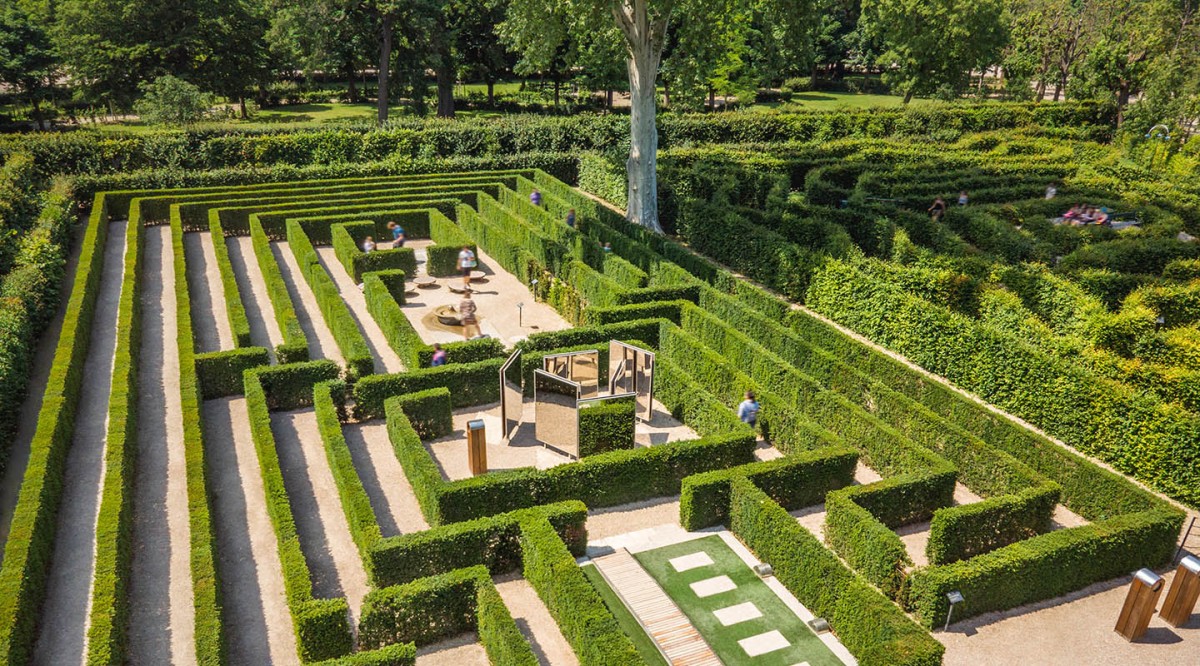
(245, 371, 352, 662)
(169, 216, 224, 665)
(729, 478, 944, 666)
(195, 347, 271, 399)
(904, 507, 1184, 628)
(198, 212, 253, 347)
(0, 193, 113, 665)
(359, 565, 535, 665)
(679, 446, 859, 530)
(287, 220, 374, 379)
(427, 210, 476, 276)
(582, 300, 685, 327)
(354, 357, 506, 419)
(249, 216, 309, 363)
(926, 483, 1060, 565)
(386, 392, 756, 524)
(332, 222, 416, 283)
(578, 397, 636, 457)
(368, 501, 588, 587)
(311, 643, 415, 666)
(86, 205, 143, 665)
(519, 517, 642, 665)
(253, 360, 342, 411)
(388, 387, 454, 440)
(294, 208, 435, 246)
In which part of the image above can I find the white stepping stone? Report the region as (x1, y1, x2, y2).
(713, 601, 763, 626)
(739, 630, 790, 657)
(669, 552, 714, 572)
(690, 575, 736, 598)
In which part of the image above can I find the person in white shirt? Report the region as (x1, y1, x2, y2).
(362, 236, 376, 253)
(458, 246, 477, 287)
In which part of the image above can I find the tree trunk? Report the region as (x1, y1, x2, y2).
(1052, 81, 1062, 102)
(708, 87, 715, 111)
(487, 79, 495, 106)
(554, 78, 561, 108)
(903, 88, 914, 104)
(436, 61, 455, 118)
(663, 80, 670, 107)
(31, 97, 43, 130)
(239, 96, 247, 119)
(346, 65, 359, 103)
(1116, 80, 1131, 126)
(625, 42, 662, 233)
(1035, 78, 1046, 101)
(377, 14, 394, 124)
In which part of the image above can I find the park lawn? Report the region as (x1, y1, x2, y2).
(634, 534, 843, 666)
(751, 91, 937, 110)
(581, 563, 670, 666)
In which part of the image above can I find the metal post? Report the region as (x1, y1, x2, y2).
(1175, 516, 1197, 564)
(944, 591, 964, 632)
(517, 302, 524, 328)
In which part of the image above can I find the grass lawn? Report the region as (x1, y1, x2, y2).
(635, 535, 843, 666)
(750, 91, 938, 111)
(581, 563, 670, 666)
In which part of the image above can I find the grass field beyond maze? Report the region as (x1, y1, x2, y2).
(0, 164, 1189, 666)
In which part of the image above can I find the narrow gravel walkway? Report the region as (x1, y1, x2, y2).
(225, 236, 284, 355)
(0, 207, 88, 563)
(205, 396, 298, 665)
(315, 247, 405, 374)
(270, 409, 370, 623)
(342, 421, 429, 537)
(493, 575, 579, 666)
(32, 220, 128, 665)
(183, 231, 234, 353)
(273, 242, 342, 364)
(128, 225, 196, 665)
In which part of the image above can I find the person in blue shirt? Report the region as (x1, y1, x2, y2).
(737, 391, 760, 429)
(388, 221, 405, 247)
(565, 208, 576, 228)
(530, 189, 542, 206)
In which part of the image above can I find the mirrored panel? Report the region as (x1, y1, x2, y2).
(534, 370, 580, 457)
(499, 349, 523, 441)
(609, 341, 655, 422)
(543, 350, 599, 398)
(635, 348, 655, 422)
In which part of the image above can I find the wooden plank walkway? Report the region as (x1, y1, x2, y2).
(592, 548, 723, 666)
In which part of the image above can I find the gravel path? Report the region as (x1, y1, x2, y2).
(128, 225, 196, 664)
(0, 205, 87, 563)
(270, 409, 370, 622)
(32, 220, 128, 665)
(415, 635, 488, 665)
(315, 247, 405, 374)
(272, 242, 343, 363)
(225, 237, 284, 356)
(342, 421, 429, 537)
(183, 231, 234, 353)
(493, 575, 579, 666)
(204, 397, 298, 665)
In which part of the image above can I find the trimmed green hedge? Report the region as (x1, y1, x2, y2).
(170, 216, 224, 665)
(679, 446, 859, 530)
(388, 387, 453, 440)
(245, 371, 352, 662)
(332, 221, 416, 283)
(578, 397, 636, 457)
(86, 203, 143, 666)
(0, 193, 113, 665)
(287, 220, 375, 379)
(354, 357, 506, 419)
(253, 360, 342, 411)
(519, 517, 643, 665)
(198, 211, 253, 347)
(926, 484, 1060, 565)
(427, 210, 476, 277)
(311, 643, 416, 665)
(249, 216, 309, 363)
(824, 486, 913, 599)
(368, 501, 588, 587)
(195, 347, 271, 399)
(386, 393, 757, 525)
(729, 478, 944, 666)
(904, 507, 1184, 628)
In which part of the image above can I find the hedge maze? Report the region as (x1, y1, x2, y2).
(0, 156, 1188, 666)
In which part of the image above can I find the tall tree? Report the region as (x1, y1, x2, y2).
(452, 0, 513, 105)
(0, 5, 57, 129)
(860, 0, 1007, 102)
(502, 0, 745, 232)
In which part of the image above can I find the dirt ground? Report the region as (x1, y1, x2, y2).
(342, 421, 429, 537)
(315, 246, 405, 374)
(493, 573, 580, 665)
(128, 225, 196, 665)
(273, 241, 343, 364)
(226, 236, 285, 355)
(183, 230, 234, 352)
(414, 634, 488, 665)
(30, 220, 127, 664)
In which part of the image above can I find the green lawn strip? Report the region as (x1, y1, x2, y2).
(635, 535, 842, 666)
(579, 564, 669, 666)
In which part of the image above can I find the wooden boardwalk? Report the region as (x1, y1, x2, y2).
(592, 548, 723, 666)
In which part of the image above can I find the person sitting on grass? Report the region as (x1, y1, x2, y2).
(459, 290, 479, 339)
(458, 245, 477, 287)
(430, 343, 447, 367)
(362, 235, 376, 253)
(387, 221, 405, 248)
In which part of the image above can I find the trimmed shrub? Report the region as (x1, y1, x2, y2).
(427, 210, 476, 277)
(578, 397, 636, 457)
(311, 643, 416, 666)
(249, 216, 309, 363)
(252, 360, 342, 410)
(824, 487, 913, 598)
(202, 214, 254, 347)
(679, 446, 859, 530)
(195, 347, 271, 399)
(354, 357, 506, 419)
(389, 387, 454, 440)
(332, 221, 416, 283)
(359, 567, 480, 649)
(926, 484, 1060, 565)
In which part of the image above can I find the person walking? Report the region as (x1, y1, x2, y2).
(565, 208, 576, 228)
(530, 189, 542, 206)
(362, 236, 376, 252)
(1045, 182, 1058, 200)
(430, 343, 447, 367)
(388, 221, 405, 247)
(958, 190, 969, 206)
(928, 197, 946, 222)
(737, 391, 760, 430)
(458, 245, 477, 287)
(459, 290, 479, 339)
